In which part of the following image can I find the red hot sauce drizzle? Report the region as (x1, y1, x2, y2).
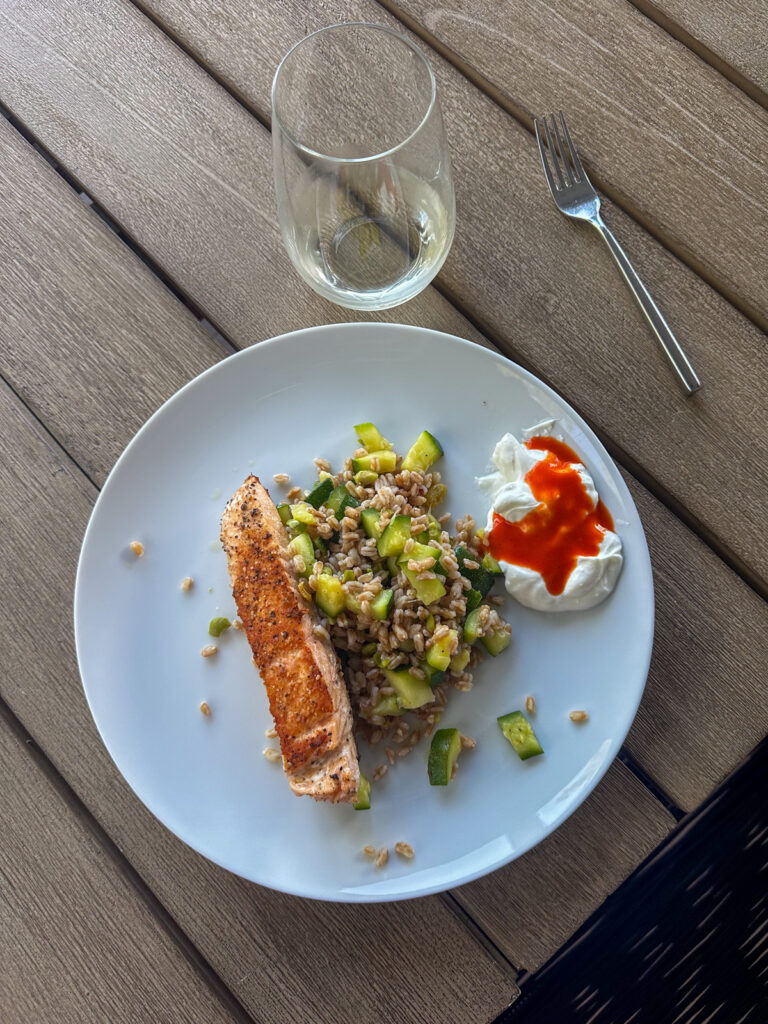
(487, 436, 615, 596)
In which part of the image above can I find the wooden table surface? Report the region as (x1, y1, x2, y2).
(1, 2, 766, 1021)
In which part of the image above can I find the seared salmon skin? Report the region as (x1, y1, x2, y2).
(221, 476, 359, 803)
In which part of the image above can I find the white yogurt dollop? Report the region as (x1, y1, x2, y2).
(477, 430, 623, 612)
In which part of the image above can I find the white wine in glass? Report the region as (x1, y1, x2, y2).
(272, 23, 455, 311)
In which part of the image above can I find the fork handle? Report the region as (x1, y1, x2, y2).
(594, 216, 701, 394)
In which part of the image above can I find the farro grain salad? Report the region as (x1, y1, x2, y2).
(288, 425, 511, 735)
(221, 422, 512, 808)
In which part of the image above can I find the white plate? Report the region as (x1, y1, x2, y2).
(75, 323, 653, 902)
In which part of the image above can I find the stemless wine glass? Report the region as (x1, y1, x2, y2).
(271, 23, 455, 310)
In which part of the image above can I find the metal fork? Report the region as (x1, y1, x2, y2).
(535, 111, 701, 394)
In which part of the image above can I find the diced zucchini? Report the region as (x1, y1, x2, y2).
(371, 589, 394, 621)
(425, 482, 447, 507)
(397, 541, 442, 570)
(290, 501, 316, 525)
(386, 554, 400, 577)
(428, 728, 462, 785)
(402, 566, 446, 606)
(361, 642, 377, 656)
(287, 533, 314, 575)
(326, 485, 360, 518)
(313, 536, 327, 557)
(481, 629, 511, 657)
(370, 694, 403, 717)
(373, 650, 391, 669)
(424, 664, 447, 687)
(398, 638, 415, 653)
(463, 608, 482, 644)
(354, 422, 393, 452)
(497, 711, 544, 760)
(456, 546, 496, 598)
(382, 667, 434, 709)
(353, 773, 371, 810)
(377, 515, 412, 557)
(314, 574, 345, 618)
(466, 589, 483, 613)
(304, 477, 334, 509)
(482, 552, 503, 574)
(398, 542, 440, 562)
(342, 569, 355, 583)
(285, 518, 307, 535)
(449, 648, 471, 673)
(425, 613, 435, 632)
(360, 508, 383, 540)
(354, 470, 378, 486)
(352, 449, 397, 474)
(345, 592, 363, 615)
(208, 616, 231, 638)
(426, 628, 458, 672)
(276, 503, 291, 525)
(401, 430, 444, 472)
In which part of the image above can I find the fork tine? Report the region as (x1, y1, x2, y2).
(542, 115, 565, 190)
(550, 114, 574, 187)
(558, 111, 585, 183)
(534, 118, 558, 196)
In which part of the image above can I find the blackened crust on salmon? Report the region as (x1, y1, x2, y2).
(221, 475, 359, 803)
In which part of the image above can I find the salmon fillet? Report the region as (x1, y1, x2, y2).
(221, 475, 359, 803)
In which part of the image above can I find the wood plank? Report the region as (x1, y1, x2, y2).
(383, 0, 768, 324)
(0, 124, 516, 1024)
(0, 716, 244, 1024)
(631, 0, 768, 105)
(454, 754, 671, 970)
(0, 114, 677, 986)
(2, 1, 766, 589)
(622, 468, 768, 810)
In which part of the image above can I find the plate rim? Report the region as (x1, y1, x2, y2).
(74, 321, 655, 902)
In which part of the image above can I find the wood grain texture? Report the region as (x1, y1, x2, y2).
(454, 756, 672, 970)
(4, 69, 768, 814)
(5, 1, 764, 586)
(0, 118, 676, 991)
(0, 374, 670, 983)
(5, 86, 768, 822)
(0, 718, 243, 1024)
(630, 0, 768, 105)
(1, 102, 765, 993)
(622, 468, 768, 811)
(383, 0, 768, 320)
(0, 119, 516, 1024)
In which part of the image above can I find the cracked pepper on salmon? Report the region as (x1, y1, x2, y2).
(221, 475, 360, 802)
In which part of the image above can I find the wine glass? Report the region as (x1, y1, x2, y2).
(272, 23, 455, 310)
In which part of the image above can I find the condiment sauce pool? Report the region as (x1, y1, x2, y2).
(488, 436, 615, 596)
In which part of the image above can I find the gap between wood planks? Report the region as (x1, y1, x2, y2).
(373, 0, 768, 337)
(0, 692, 260, 1024)
(626, 0, 768, 111)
